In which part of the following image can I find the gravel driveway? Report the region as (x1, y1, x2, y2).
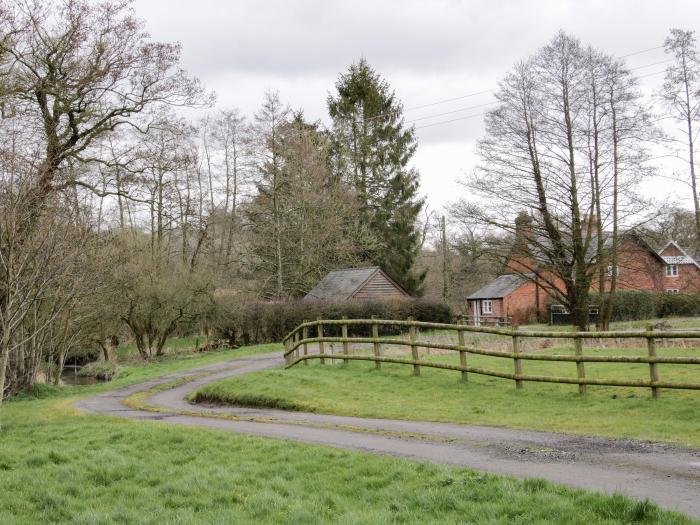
(76, 352, 700, 519)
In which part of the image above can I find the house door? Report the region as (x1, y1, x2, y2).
(473, 300, 481, 327)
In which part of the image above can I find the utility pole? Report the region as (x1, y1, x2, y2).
(441, 215, 449, 302)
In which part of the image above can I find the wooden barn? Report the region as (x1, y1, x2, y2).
(303, 267, 410, 302)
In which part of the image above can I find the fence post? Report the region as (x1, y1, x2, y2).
(512, 325, 522, 389)
(574, 336, 586, 394)
(372, 316, 381, 369)
(317, 318, 325, 365)
(408, 317, 420, 376)
(293, 330, 300, 361)
(302, 320, 309, 366)
(341, 316, 349, 366)
(647, 325, 659, 399)
(458, 325, 468, 382)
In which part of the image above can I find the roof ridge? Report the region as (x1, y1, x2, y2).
(327, 266, 380, 272)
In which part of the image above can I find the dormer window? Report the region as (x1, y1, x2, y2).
(666, 264, 678, 277)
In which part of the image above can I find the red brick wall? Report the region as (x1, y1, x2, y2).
(662, 264, 700, 292)
(471, 239, 700, 325)
(466, 298, 505, 319)
(590, 239, 664, 292)
(658, 244, 700, 292)
(661, 244, 684, 256)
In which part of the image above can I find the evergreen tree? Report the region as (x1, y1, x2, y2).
(247, 97, 378, 298)
(328, 59, 425, 294)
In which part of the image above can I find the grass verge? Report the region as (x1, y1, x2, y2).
(15, 343, 281, 403)
(0, 396, 695, 524)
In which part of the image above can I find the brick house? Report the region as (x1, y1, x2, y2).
(467, 234, 700, 325)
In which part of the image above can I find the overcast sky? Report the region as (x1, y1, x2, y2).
(133, 0, 699, 212)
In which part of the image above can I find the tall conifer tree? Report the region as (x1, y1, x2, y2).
(328, 59, 425, 294)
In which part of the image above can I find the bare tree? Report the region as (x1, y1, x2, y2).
(661, 29, 700, 245)
(212, 109, 252, 265)
(247, 112, 378, 297)
(0, 0, 209, 405)
(461, 32, 656, 330)
(249, 91, 291, 298)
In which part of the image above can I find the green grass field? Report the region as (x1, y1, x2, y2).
(194, 342, 700, 447)
(3, 341, 698, 523)
(3, 398, 694, 524)
(1, 354, 696, 525)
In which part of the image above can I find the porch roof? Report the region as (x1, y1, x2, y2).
(467, 273, 530, 300)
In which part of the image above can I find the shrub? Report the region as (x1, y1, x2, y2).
(212, 298, 452, 345)
(656, 292, 700, 318)
(77, 361, 120, 381)
(595, 291, 700, 322)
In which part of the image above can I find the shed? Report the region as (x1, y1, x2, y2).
(303, 267, 410, 302)
(466, 273, 541, 325)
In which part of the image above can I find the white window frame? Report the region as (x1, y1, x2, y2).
(482, 299, 493, 314)
(666, 288, 680, 294)
(666, 264, 678, 277)
(607, 265, 619, 277)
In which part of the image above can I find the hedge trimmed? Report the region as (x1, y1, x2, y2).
(212, 298, 452, 345)
(595, 291, 700, 322)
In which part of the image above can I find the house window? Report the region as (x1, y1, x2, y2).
(666, 264, 678, 277)
(482, 300, 493, 314)
(607, 265, 619, 277)
(666, 288, 680, 294)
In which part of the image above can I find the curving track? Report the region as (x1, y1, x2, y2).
(76, 352, 700, 519)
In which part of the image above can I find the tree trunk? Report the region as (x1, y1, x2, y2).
(601, 80, 622, 331)
(570, 284, 590, 331)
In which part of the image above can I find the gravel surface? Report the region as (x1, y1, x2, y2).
(76, 352, 700, 519)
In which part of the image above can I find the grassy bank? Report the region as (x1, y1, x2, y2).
(193, 346, 700, 447)
(19, 342, 282, 403)
(0, 396, 694, 524)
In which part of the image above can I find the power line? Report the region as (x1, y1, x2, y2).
(399, 44, 666, 118)
(619, 45, 664, 58)
(411, 61, 671, 130)
(637, 70, 666, 79)
(405, 101, 497, 124)
(415, 112, 488, 130)
(628, 59, 673, 70)
(351, 44, 670, 131)
(360, 89, 494, 124)
(402, 89, 495, 113)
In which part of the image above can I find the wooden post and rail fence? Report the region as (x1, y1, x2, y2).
(281, 319, 700, 398)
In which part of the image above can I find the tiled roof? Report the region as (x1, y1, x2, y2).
(467, 274, 529, 300)
(303, 267, 381, 301)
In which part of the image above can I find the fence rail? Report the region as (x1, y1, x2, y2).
(281, 319, 700, 398)
(457, 315, 512, 327)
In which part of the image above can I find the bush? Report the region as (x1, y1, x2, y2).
(212, 298, 452, 345)
(77, 361, 120, 381)
(657, 292, 700, 318)
(595, 291, 700, 322)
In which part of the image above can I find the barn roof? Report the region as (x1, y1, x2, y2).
(467, 274, 530, 300)
(303, 267, 406, 301)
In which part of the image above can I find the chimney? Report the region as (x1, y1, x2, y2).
(514, 211, 533, 240)
(582, 213, 599, 238)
